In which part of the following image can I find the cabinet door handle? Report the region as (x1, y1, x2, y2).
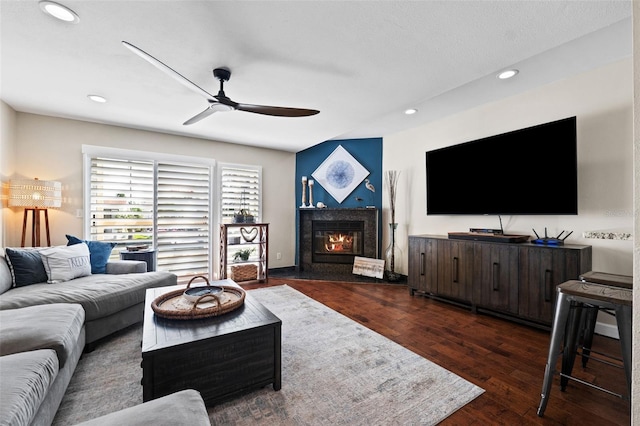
(453, 257, 459, 283)
(544, 269, 552, 302)
(420, 253, 425, 276)
(492, 262, 499, 291)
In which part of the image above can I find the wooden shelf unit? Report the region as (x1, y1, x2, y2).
(220, 223, 269, 283)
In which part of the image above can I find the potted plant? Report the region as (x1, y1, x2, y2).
(233, 247, 255, 262)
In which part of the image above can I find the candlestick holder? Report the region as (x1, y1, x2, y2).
(308, 180, 315, 208)
(300, 176, 308, 208)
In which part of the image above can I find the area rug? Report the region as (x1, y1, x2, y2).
(53, 285, 483, 425)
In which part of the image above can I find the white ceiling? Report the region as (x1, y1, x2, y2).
(0, 1, 632, 152)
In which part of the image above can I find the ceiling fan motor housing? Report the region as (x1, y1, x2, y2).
(213, 67, 231, 82)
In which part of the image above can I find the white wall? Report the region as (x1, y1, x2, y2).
(4, 112, 297, 268)
(0, 101, 17, 248)
(384, 58, 634, 279)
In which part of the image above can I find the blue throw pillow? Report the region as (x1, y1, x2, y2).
(5, 248, 48, 287)
(66, 235, 116, 274)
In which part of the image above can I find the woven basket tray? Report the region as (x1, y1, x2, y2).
(151, 276, 245, 320)
(230, 264, 257, 282)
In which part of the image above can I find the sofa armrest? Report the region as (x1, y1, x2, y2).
(105, 261, 147, 275)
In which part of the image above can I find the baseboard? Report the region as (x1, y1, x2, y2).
(595, 321, 619, 340)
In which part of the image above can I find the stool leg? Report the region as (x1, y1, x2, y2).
(580, 306, 599, 368)
(538, 292, 571, 417)
(614, 304, 632, 398)
(561, 301, 583, 391)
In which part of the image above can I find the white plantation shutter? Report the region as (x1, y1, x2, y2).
(220, 164, 261, 224)
(84, 147, 262, 281)
(89, 157, 154, 247)
(156, 162, 211, 278)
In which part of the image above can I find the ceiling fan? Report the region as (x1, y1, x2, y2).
(122, 41, 320, 125)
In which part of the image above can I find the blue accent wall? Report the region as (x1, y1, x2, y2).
(296, 138, 383, 209)
(295, 138, 383, 262)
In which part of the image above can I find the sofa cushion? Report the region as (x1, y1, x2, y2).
(40, 244, 92, 284)
(0, 271, 176, 321)
(0, 349, 59, 426)
(0, 304, 84, 368)
(4, 247, 47, 287)
(74, 389, 210, 426)
(66, 235, 117, 274)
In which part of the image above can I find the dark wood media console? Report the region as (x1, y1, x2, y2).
(408, 234, 592, 327)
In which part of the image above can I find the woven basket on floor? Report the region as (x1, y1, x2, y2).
(229, 264, 257, 282)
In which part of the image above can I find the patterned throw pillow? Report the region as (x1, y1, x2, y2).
(39, 244, 92, 284)
(66, 235, 116, 274)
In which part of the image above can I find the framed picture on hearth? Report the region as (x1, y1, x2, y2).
(312, 145, 369, 203)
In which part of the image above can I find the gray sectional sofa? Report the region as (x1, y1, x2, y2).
(0, 248, 178, 426)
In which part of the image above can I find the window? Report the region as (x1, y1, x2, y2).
(83, 146, 262, 281)
(156, 162, 211, 278)
(219, 164, 262, 224)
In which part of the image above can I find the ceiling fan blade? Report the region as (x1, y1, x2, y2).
(234, 103, 320, 117)
(122, 41, 215, 100)
(183, 105, 221, 125)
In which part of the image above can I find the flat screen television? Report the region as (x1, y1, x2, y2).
(425, 116, 577, 215)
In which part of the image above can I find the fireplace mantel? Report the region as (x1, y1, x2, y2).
(298, 208, 379, 274)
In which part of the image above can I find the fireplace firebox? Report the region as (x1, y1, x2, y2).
(312, 220, 364, 264)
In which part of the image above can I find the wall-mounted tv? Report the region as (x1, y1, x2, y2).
(426, 116, 577, 215)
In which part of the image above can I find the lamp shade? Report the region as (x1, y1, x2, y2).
(9, 178, 62, 208)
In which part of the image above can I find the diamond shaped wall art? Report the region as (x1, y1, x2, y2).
(312, 145, 369, 204)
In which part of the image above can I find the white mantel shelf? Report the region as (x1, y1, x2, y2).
(582, 231, 633, 241)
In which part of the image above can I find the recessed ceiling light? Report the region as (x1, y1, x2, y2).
(39, 1, 79, 23)
(404, 108, 418, 115)
(87, 95, 107, 103)
(497, 69, 519, 80)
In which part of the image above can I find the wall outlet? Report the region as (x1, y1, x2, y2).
(276, 252, 282, 260)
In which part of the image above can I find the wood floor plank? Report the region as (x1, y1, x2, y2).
(242, 278, 630, 425)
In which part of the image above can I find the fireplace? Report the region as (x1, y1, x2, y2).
(298, 208, 378, 274)
(312, 220, 364, 264)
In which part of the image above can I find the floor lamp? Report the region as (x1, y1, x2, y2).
(9, 178, 62, 247)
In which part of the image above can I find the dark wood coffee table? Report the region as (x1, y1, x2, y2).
(141, 279, 281, 406)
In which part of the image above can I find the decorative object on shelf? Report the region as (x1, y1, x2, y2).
(240, 227, 258, 242)
(384, 170, 402, 282)
(230, 264, 258, 282)
(300, 176, 308, 208)
(233, 191, 255, 223)
(365, 178, 375, 207)
(233, 210, 255, 223)
(316, 202, 326, 208)
(233, 247, 255, 262)
(308, 179, 315, 208)
(9, 177, 62, 247)
(312, 145, 369, 204)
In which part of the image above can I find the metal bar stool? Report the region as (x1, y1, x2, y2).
(576, 272, 633, 369)
(537, 280, 632, 417)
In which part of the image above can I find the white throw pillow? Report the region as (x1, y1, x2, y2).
(39, 244, 92, 283)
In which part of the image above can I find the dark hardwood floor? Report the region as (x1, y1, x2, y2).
(242, 278, 630, 425)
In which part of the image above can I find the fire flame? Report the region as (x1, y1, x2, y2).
(325, 233, 354, 252)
